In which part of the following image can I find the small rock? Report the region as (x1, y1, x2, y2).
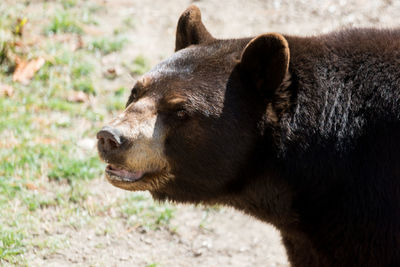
(193, 250, 202, 257)
(67, 91, 89, 103)
(140, 236, 152, 245)
(136, 225, 147, 234)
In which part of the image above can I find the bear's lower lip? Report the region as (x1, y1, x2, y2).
(105, 164, 145, 182)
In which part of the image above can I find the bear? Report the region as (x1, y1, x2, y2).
(97, 5, 400, 267)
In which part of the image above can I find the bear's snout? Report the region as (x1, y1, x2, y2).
(97, 126, 124, 155)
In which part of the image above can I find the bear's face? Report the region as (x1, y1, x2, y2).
(97, 5, 290, 203)
(98, 41, 257, 199)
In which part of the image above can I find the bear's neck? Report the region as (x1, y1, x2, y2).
(225, 160, 296, 229)
(211, 132, 297, 231)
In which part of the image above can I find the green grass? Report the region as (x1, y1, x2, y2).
(45, 11, 83, 35)
(122, 17, 135, 29)
(60, 0, 78, 9)
(121, 194, 176, 230)
(73, 78, 96, 94)
(89, 37, 127, 54)
(71, 62, 94, 79)
(0, 227, 25, 262)
(124, 55, 151, 76)
(48, 155, 103, 183)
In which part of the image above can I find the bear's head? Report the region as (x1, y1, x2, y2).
(97, 5, 291, 203)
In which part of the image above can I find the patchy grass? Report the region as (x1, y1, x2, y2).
(106, 87, 127, 111)
(45, 11, 83, 35)
(73, 79, 96, 94)
(89, 36, 127, 54)
(0, 0, 165, 265)
(48, 155, 103, 182)
(61, 0, 78, 9)
(120, 193, 176, 230)
(123, 55, 151, 75)
(0, 227, 25, 263)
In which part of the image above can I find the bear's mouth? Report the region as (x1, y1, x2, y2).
(105, 164, 145, 182)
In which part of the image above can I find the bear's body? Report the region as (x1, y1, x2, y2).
(248, 29, 400, 266)
(97, 6, 400, 267)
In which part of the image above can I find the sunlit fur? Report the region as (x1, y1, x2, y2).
(104, 97, 173, 191)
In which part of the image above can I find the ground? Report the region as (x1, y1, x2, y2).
(0, 0, 399, 266)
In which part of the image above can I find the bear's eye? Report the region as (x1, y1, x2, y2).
(159, 107, 188, 120)
(126, 87, 139, 107)
(159, 96, 189, 120)
(175, 108, 187, 119)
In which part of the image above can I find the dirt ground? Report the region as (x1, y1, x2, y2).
(30, 182, 287, 267)
(23, 0, 400, 266)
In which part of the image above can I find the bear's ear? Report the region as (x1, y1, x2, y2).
(239, 33, 290, 98)
(175, 5, 215, 51)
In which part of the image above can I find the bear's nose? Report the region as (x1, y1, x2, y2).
(97, 126, 123, 153)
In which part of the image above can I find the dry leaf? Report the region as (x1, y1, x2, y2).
(25, 182, 38, 191)
(74, 35, 84, 51)
(104, 67, 121, 79)
(67, 91, 89, 103)
(13, 57, 45, 85)
(13, 41, 24, 47)
(34, 137, 55, 145)
(0, 83, 14, 97)
(107, 68, 116, 75)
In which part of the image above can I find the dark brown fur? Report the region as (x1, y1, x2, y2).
(98, 6, 400, 267)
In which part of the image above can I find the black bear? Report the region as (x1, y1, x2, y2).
(97, 5, 400, 267)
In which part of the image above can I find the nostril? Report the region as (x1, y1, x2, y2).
(96, 126, 123, 152)
(99, 137, 105, 145)
(107, 139, 118, 150)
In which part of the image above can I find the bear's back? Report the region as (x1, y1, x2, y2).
(275, 30, 400, 267)
(280, 29, 400, 156)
